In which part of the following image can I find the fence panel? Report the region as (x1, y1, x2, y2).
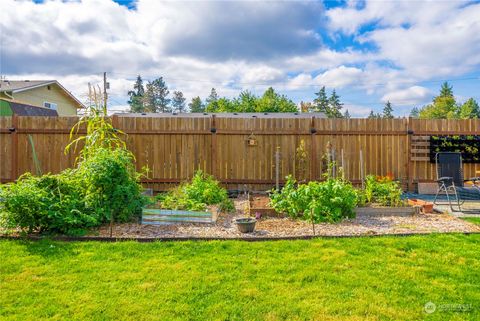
(1, 116, 479, 191)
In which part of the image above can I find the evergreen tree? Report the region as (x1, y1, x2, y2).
(189, 96, 205, 113)
(418, 82, 458, 119)
(172, 91, 186, 113)
(410, 107, 420, 118)
(458, 98, 480, 119)
(205, 88, 219, 112)
(439, 81, 453, 97)
(313, 86, 329, 114)
(368, 110, 381, 119)
(143, 77, 171, 113)
(382, 101, 394, 118)
(328, 89, 343, 118)
(127, 75, 145, 113)
(344, 109, 351, 119)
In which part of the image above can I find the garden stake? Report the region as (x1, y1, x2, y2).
(110, 210, 114, 238)
(311, 208, 315, 236)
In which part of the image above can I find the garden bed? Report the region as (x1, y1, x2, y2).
(80, 196, 480, 239)
(3, 196, 479, 240)
(248, 194, 280, 217)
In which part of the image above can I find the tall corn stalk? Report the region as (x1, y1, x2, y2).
(64, 84, 127, 163)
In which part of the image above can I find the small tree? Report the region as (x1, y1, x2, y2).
(172, 91, 186, 113)
(127, 75, 145, 113)
(458, 98, 480, 119)
(344, 109, 351, 119)
(328, 89, 343, 118)
(382, 101, 394, 118)
(189, 96, 205, 113)
(144, 77, 171, 113)
(205, 88, 219, 112)
(410, 107, 420, 118)
(313, 86, 329, 114)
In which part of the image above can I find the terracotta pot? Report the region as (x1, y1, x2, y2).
(408, 199, 434, 214)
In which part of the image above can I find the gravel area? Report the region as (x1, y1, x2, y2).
(86, 196, 480, 239)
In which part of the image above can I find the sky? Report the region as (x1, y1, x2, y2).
(1, 0, 480, 117)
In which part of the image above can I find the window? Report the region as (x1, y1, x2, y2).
(44, 102, 57, 110)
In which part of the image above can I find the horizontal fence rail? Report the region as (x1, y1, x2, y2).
(1, 116, 480, 192)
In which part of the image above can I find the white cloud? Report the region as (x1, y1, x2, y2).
(381, 86, 432, 106)
(1, 0, 479, 117)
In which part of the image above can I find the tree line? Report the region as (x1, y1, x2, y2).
(127, 75, 349, 116)
(127, 75, 298, 114)
(409, 82, 479, 119)
(127, 76, 479, 119)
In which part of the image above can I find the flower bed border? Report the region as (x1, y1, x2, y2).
(1, 231, 479, 243)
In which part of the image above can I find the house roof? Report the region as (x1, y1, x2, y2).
(0, 97, 58, 116)
(115, 112, 327, 118)
(0, 80, 84, 108)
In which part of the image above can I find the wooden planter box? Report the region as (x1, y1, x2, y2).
(355, 206, 415, 217)
(248, 195, 281, 217)
(141, 206, 218, 225)
(407, 199, 434, 213)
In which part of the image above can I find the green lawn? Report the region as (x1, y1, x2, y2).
(1, 235, 479, 321)
(461, 217, 480, 225)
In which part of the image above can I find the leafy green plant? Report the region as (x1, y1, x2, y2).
(0, 87, 146, 235)
(76, 148, 146, 223)
(156, 170, 233, 212)
(269, 174, 358, 224)
(0, 172, 97, 235)
(364, 175, 403, 207)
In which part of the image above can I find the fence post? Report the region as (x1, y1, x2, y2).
(310, 116, 316, 181)
(10, 114, 18, 181)
(407, 117, 414, 192)
(210, 115, 217, 178)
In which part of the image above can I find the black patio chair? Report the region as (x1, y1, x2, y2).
(433, 152, 480, 212)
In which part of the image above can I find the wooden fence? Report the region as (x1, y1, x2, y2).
(1, 115, 480, 191)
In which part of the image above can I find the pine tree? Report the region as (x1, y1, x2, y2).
(205, 88, 219, 112)
(143, 77, 171, 113)
(368, 110, 380, 119)
(328, 89, 343, 118)
(313, 86, 329, 114)
(172, 91, 186, 113)
(439, 81, 453, 97)
(382, 101, 394, 118)
(206, 88, 218, 104)
(189, 96, 205, 113)
(127, 75, 145, 113)
(344, 109, 351, 119)
(410, 107, 420, 118)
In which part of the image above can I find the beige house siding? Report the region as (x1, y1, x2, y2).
(11, 84, 78, 115)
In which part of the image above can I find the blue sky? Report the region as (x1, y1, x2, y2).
(2, 0, 480, 116)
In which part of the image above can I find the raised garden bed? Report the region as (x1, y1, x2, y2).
(142, 206, 218, 225)
(355, 206, 415, 217)
(248, 194, 281, 217)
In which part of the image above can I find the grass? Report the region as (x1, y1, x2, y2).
(461, 217, 480, 225)
(1, 234, 479, 321)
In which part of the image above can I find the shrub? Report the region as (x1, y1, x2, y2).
(364, 175, 403, 207)
(0, 149, 145, 235)
(270, 175, 358, 223)
(0, 172, 97, 235)
(156, 170, 234, 212)
(77, 148, 146, 223)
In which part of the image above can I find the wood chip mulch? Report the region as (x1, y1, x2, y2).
(85, 196, 480, 239)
